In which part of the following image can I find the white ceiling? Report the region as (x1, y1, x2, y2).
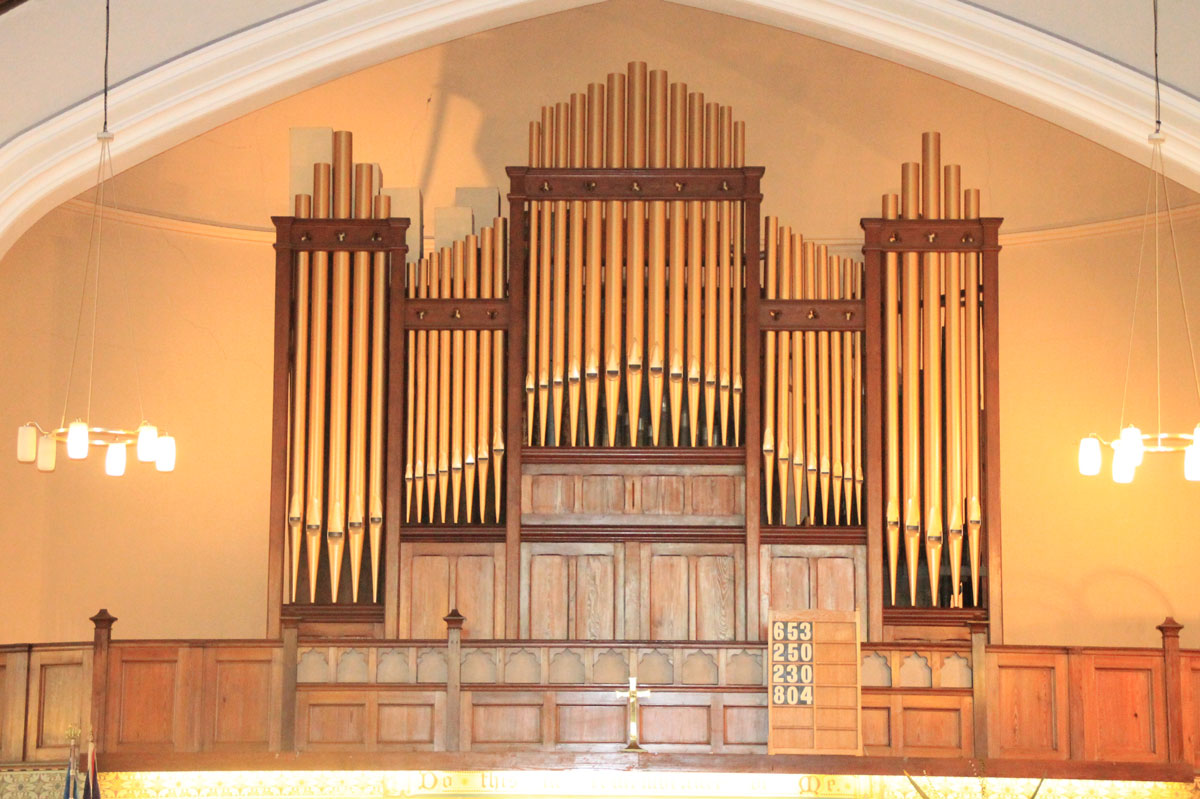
(2, 0, 1196, 148)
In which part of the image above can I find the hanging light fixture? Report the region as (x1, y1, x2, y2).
(1078, 0, 1200, 483)
(14, 0, 174, 477)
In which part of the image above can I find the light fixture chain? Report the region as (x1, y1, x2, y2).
(1153, 0, 1161, 134)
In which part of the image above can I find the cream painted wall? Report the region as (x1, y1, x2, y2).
(1, 0, 1197, 647)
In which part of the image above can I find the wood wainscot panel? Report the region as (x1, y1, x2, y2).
(553, 692, 626, 749)
(521, 464, 744, 527)
(720, 695, 768, 751)
(759, 545, 867, 640)
(24, 646, 91, 761)
(298, 690, 368, 749)
(987, 650, 1069, 759)
(1077, 652, 1168, 762)
(297, 689, 444, 751)
(639, 692, 712, 750)
(640, 543, 744, 641)
(105, 645, 199, 754)
(1182, 654, 1200, 766)
(463, 691, 546, 751)
(200, 646, 281, 751)
(520, 542, 622, 640)
(377, 693, 443, 749)
(861, 690, 972, 758)
(399, 542, 506, 639)
(0, 648, 30, 762)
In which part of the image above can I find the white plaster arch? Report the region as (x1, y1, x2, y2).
(2, 0, 1199, 260)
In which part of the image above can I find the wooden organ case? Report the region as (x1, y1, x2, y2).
(265, 63, 1003, 755)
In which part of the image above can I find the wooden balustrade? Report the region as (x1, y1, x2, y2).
(0, 611, 1194, 781)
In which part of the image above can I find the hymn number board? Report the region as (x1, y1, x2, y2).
(767, 610, 862, 755)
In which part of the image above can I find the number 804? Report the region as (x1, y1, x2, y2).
(772, 684, 813, 705)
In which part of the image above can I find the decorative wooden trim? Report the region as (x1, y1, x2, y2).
(758, 299, 865, 331)
(520, 448, 745, 466)
(506, 167, 764, 201)
(89, 749, 1200, 781)
(883, 608, 988, 626)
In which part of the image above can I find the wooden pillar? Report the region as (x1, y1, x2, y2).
(88, 609, 116, 752)
(862, 240, 884, 641)
(506, 188, 528, 638)
(444, 609, 465, 751)
(968, 620, 989, 759)
(1158, 616, 1185, 763)
(266, 228, 295, 638)
(280, 620, 298, 751)
(742, 169, 763, 641)
(385, 223, 411, 637)
(981, 219, 1003, 642)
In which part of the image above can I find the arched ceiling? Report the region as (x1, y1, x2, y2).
(1, 0, 1198, 259)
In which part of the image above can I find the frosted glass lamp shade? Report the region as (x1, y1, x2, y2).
(136, 423, 158, 462)
(17, 424, 37, 462)
(1077, 437, 1101, 476)
(105, 442, 126, 476)
(1120, 426, 1145, 466)
(1186, 443, 1200, 482)
(36, 434, 56, 472)
(67, 421, 90, 459)
(1112, 441, 1136, 483)
(156, 435, 176, 472)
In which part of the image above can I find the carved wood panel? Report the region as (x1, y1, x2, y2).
(23, 647, 91, 762)
(521, 464, 744, 526)
(987, 650, 1069, 759)
(759, 545, 867, 639)
(399, 543, 506, 639)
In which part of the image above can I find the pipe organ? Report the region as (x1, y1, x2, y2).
(760, 220, 866, 528)
(275, 130, 407, 604)
(269, 69, 1000, 636)
(405, 223, 509, 526)
(520, 63, 748, 448)
(866, 133, 998, 611)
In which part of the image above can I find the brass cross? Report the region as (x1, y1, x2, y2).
(614, 676, 651, 752)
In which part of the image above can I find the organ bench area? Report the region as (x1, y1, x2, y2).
(3, 63, 1200, 795)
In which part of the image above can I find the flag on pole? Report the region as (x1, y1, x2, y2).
(82, 736, 101, 799)
(62, 736, 77, 799)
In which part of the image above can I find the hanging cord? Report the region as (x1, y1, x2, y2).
(1118, 145, 1155, 431)
(101, 0, 108, 131)
(1147, 0, 1156, 133)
